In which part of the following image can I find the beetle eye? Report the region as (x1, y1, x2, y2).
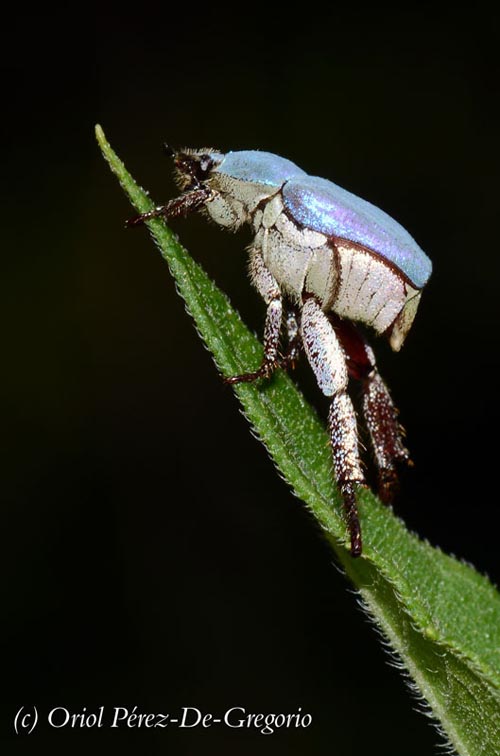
(198, 155, 214, 177)
(173, 149, 220, 189)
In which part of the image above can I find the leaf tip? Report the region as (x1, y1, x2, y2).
(95, 124, 110, 159)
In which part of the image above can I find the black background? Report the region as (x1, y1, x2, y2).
(2, 6, 499, 755)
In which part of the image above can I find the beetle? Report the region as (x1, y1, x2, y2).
(128, 147, 432, 557)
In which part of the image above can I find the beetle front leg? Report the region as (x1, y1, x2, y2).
(225, 250, 283, 385)
(126, 186, 213, 227)
(301, 296, 365, 557)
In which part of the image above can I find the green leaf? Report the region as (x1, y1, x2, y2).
(96, 125, 500, 755)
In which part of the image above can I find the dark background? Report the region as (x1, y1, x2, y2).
(2, 6, 499, 755)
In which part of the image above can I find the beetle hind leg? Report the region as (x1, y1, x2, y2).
(329, 316, 410, 504)
(362, 371, 411, 504)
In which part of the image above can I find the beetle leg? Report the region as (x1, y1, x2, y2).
(126, 186, 212, 227)
(301, 296, 365, 557)
(224, 250, 283, 385)
(362, 369, 411, 503)
(279, 308, 302, 370)
(330, 315, 410, 503)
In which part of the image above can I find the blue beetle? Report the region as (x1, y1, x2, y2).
(129, 148, 432, 556)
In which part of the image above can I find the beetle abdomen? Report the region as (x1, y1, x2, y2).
(282, 176, 432, 289)
(332, 241, 409, 333)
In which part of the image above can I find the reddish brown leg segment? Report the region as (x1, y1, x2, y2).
(126, 187, 212, 227)
(330, 315, 410, 503)
(362, 373, 411, 502)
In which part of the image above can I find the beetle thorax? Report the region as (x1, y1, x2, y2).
(205, 174, 281, 230)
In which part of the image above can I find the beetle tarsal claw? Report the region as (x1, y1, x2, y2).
(223, 359, 278, 385)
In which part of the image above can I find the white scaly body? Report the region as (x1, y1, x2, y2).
(130, 148, 430, 556)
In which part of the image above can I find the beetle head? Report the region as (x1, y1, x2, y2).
(170, 148, 223, 191)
